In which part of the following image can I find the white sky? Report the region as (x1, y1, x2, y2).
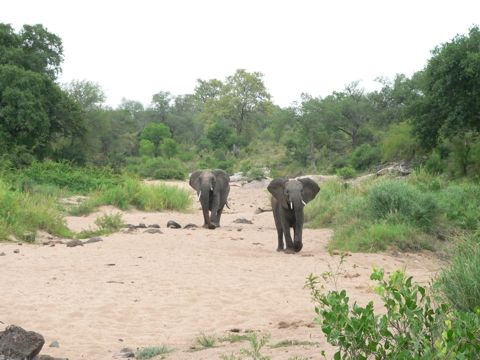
(2, 1, 479, 108)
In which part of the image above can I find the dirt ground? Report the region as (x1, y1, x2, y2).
(0, 180, 440, 360)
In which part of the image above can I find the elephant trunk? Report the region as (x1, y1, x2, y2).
(293, 198, 305, 252)
(200, 183, 214, 229)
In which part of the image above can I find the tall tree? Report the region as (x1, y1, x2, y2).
(323, 81, 373, 148)
(196, 69, 274, 137)
(408, 25, 480, 149)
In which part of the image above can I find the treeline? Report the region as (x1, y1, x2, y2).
(1, 23, 480, 180)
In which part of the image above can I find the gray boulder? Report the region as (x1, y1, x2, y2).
(0, 324, 45, 360)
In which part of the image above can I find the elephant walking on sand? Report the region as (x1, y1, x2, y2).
(189, 169, 230, 229)
(267, 177, 320, 254)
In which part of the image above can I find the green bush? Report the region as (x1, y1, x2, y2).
(425, 151, 446, 174)
(336, 166, 357, 179)
(304, 267, 480, 359)
(366, 180, 440, 232)
(350, 144, 381, 171)
(437, 234, 480, 313)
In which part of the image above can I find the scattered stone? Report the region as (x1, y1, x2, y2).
(84, 237, 103, 244)
(34, 355, 69, 360)
(254, 207, 272, 214)
(0, 252, 5, 256)
(237, 228, 242, 231)
(229, 328, 241, 333)
(49, 340, 59, 348)
(66, 239, 84, 247)
(143, 229, 163, 234)
(17, 242, 23, 245)
(233, 218, 253, 224)
(113, 347, 135, 358)
(167, 220, 181, 229)
(137, 223, 147, 229)
(147, 224, 160, 228)
(0, 324, 45, 360)
(244, 328, 254, 333)
(42, 240, 64, 246)
(183, 223, 197, 229)
(13, 249, 19, 254)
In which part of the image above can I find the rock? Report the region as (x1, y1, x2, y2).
(84, 237, 103, 244)
(183, 223, 198, 229)
(66, 240, 84, 247)
(0, 324, 45, 360)
(147, 224, 160, 228)
(113, 347, 135, 358)
(233, 218, 253, 224)
(13, 249, 19, 254)
(143, 229, 163, 234)
(48, 340, 59, 348)
(167, 220, 181, 229)
(137, 223, 147, 229)
(0, 252, 5, 256)
(33, 355, 68, 360)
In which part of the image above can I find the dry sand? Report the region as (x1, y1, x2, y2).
(0, 180, 440, 359)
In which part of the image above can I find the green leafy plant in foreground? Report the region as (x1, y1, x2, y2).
(304, 267, 480, 359)
(220, 333, 271, 360)
(136, 345, 174, 359)
(195, 331, 217, 349)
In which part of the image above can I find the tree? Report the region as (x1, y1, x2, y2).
(150, 91, 172, 123)
(140, 123, 171, 156)
(408, 25, 480, 150)
(161, 138, 179, 159)
(61, 79, 106, 111)
(323, 81, 373, 148)
(0, 23, 63, 80)
(196, 69, 275, 137)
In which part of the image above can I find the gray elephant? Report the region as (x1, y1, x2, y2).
(267, 177, 320, 254)
(189, 169, 231, 229)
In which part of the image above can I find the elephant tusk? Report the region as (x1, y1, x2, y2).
(290, 202, 293, 209)
(302, 200, 307, 206)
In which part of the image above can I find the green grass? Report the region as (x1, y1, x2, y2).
(218, 334, 250, 343)
(0, 179, 73, 241)
(269, 340, 319, 349)
(194, 331, 217, 349)
(136, 345, 174, 359)
(436, 233, 480, 313)
(76, 212, 125, 239)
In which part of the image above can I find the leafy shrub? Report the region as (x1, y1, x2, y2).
(336, 166, 356, 179)
(424, 151, 446, 174)
(437, 234, 480, 313)
(136, 345, 173, 359)
(366, 180, 440, 232)
(349, 144, 381, 171)
(330, 156, 349, 172)
(436, 183, 480, 230)
(152, 168, 187, 180)
(304, 267, 480, 359)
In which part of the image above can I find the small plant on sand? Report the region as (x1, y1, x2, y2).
(220, 332, 271, 360)
(218, 333, 249, 343)
(269, 340, 319, 349)
(195, 331, 217, 349)
(76, 212, 124, 239)
(136, 345, 174, 359)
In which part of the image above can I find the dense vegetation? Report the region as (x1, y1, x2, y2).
(1, 22, 480, 357)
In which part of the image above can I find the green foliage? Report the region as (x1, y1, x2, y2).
(336, 166, 356, 179)
(206, 123, 234, 151)
(219, 333, 272, 360)
(437, 234, 480, 313)
(195, 331, 217, 349)
(304, 267, 480, 359)
(424, 151, 446, 174)
(366, 180, 440, 232)
(125, 156, 188, 180)
(380, 121, 420, 162)
(94, 212, 124, 232)
(139, 140, 155, 157)
(160, 138, 179, 159)
(349, 143, 381, 171)
(218, 334, 249, 343)
(136, 345, 174, 359)
(0, 179, 73, 241)
(409, 25, 480, 149)
(4, 159, 121, 194)
(435, 183, 480, 230)
(141, 122, 171, 156)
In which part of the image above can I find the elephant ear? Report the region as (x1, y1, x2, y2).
(212, 169, 230, 195)
(267, 177, 289, 209)
(298, 178, 321, 203)
(189, 170, 203, 192)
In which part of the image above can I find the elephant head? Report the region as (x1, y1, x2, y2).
(189, 169, 230, 229)
(267, 177, 320, 253)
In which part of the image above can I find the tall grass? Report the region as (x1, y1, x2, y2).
(437, 233, 480, 312)
(0, 179, 73, 241)
(69, 179, 192, 216)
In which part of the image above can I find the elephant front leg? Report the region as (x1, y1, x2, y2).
(283, 226, 295, 254)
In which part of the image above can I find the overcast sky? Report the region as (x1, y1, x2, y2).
(2, 1, 479, 108)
